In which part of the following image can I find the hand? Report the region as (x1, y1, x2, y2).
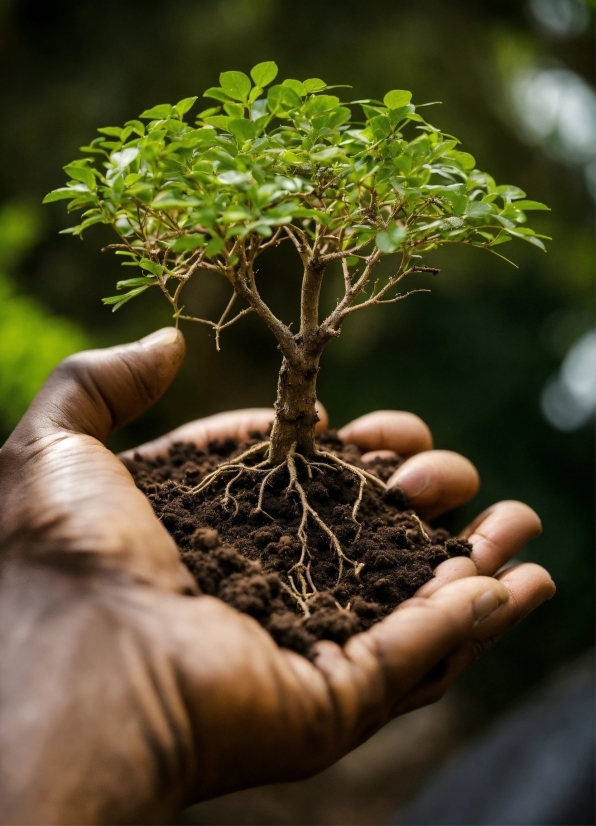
(0, 330, 555, 825)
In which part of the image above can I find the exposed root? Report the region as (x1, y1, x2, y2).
(409, 512, 431, 543)
(286, 446, 356, 585)
(189, 441, 270, 497)
(188, 439, 389, 609)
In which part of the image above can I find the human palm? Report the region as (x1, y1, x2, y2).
(0, 329, 554, 825)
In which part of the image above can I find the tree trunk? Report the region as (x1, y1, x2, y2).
(268, 354, 320, 463)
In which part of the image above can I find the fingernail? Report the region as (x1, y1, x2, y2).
(473, 589, 507, 624)
(391, 465, 429, 498)
(140, 327, 179, 348)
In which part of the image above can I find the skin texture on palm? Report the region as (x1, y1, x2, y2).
(0, 329, 555, 825)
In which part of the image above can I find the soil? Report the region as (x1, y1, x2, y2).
(125, 431, 471, 657)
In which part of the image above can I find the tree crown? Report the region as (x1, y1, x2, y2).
(44, 61, 549, 346)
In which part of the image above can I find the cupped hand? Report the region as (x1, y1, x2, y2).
(0, 331, 554, 825)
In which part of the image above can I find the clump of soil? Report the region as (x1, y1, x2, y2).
(125, 432, 471, 657)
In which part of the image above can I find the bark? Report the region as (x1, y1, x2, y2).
(268, 354, 320, 463)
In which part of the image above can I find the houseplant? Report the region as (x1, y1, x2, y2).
(45, 61, 549, 652)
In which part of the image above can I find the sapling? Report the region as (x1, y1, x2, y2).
(45, 61, 549, 608)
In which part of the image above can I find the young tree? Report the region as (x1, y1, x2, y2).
(45, 62, 548, 583)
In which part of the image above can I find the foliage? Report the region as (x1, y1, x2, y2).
(45, 61, 549, 335)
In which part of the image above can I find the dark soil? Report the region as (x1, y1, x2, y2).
(125, 431, 471, 657)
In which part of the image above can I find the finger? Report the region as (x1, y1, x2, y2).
(387, 450, 480, 519)
(394, 563, 555, 714)
(6, 328, 185, 446)
(461, 500, 542, 576)
(0, 329, 192, 592)
(120, 403, 328, 461)
(337, 411, 433, 458)
(415, 556, 478, 597)
(312, 575, 509, 749)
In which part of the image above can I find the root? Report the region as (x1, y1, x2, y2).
(286, 447, 356, 585)
(189, 441, 270, 498)
(409, 512, 431, 543)
(188, 439, 391, 608)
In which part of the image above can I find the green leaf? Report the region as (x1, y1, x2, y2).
(63, 164, 96, 189)
(383, 89, 412, 110)
(376, 223, 406, 252)
(303, 94, 340, 116)
(220, 71, 252, 102)
(102, 285, 150, 311)
(97, 126, 124, 138)
(496, 184, 526, 201)
(167, 233, 206, 252)
(227, 118, 256, 142)
(512, 200, 551, 211)
(267, 84, 302, 114)
(116, 276, 157, 288)
(205, 236, 224, 257)
(223, 102, 245, 118)
(282, 78, 306, 97)
(203, 87, 233, 103)
(43, 187, 86, 203)
(303, 78, 327, 92)
(464, 201, 493, 219)
(175, 96, 198, 116)
(151, 193, 201, 209)
(447, 150, 476, 170)
(139, 258, 165, 276)
(111, 147, 139, 169)
(218, 170, 251, 185)
(250, 61, 278, 88)
(139, 103, 172, 120)
(202, 115, 232, 130)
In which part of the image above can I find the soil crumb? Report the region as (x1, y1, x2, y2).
(126, 431, 471, 656)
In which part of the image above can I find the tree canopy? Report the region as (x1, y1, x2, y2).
(45, 60, 549, 327)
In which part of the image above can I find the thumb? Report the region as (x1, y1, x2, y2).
(16, 327, 185, 444)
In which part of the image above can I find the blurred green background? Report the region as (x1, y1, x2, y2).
(0, 0, 593, 722)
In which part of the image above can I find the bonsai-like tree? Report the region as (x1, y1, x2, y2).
(45, 62, 549, 594)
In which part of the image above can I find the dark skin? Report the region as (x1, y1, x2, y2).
(0, 327, 555, 825)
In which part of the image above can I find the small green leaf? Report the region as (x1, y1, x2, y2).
(283, 78, 306, 96)
(496, 184, 526, 201)
(447, 150, 476, 170)
(203, 87, 233, 103)
(139, 258, 165, 276)
(63, 164, 96, 188)
(111, 147, 139, 169)
(464, 201, 493, 219)
(43, 187, 86, 203)
(102, 285, 150, 311)
(223, 102, 245, 118)
(203, 115, 232, 130)
(139, 103, 172, 120)
(168, 233, 206, 252)
(227, 118, 256, 142)
(116, 276, 157, 288)
(303, 78, 327, 92)
(512, 200, 550, 211)
(268, 84, 302, 114)
(376, 223, 406, 252)
(250, 61, 278, 88)
(175, 96, 198, 116)
(97, 126, 124, 138)
(197, 106, 221, 119)
(218, 170, 251, 185)
(205, 236, 224, 257)
(383, 89, 412, 110)
(220, 71, 252, 102)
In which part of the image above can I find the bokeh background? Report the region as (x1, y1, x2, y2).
(0, 0, 593, 823)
